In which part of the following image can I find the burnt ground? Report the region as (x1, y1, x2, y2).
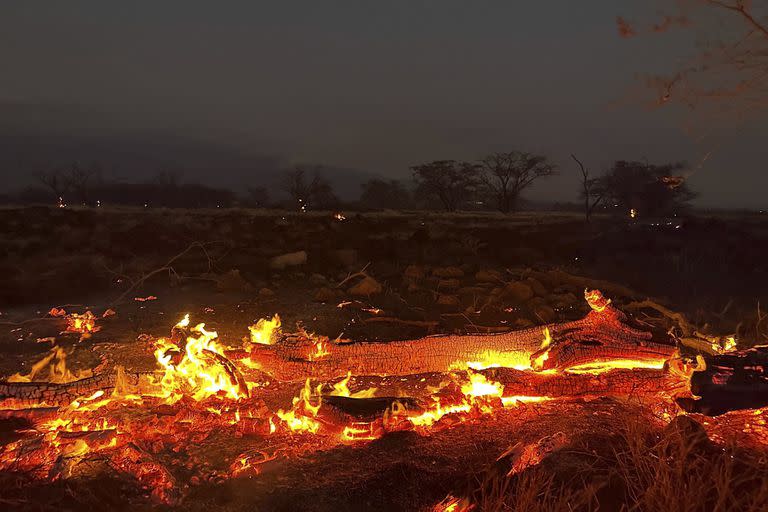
(1, 207, 768, 511)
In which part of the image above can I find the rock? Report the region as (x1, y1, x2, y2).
(309, 273, 327, 286)
(524, 277, 548, 297)
(458, 286, 486, 296)
(437, 294, 460, 308)
(404, 265, 426, 280)
(437, 278, 461, 290)
(313, 287, 338, 303)
(332, 249, 358, 267)
(527, 270, 556, 289)
(526, 297, 556, 323)
(514, 318, 535, 329)
(269, 251, 308, 270)
(504, 281, 534, 303)
(216, 269, 252, 292)
(548, 292, 579, 310)
(348, 276, 383, 296)
(258, 287, 275, 299)
(475, 269, 503, 283)
(432, 266, 464, 278)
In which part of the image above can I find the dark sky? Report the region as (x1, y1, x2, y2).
(1, 1, 765, 207)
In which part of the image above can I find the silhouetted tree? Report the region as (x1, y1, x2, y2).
(598, 160, 696, 217)
(63, 162, 100, 206)
(621, 1, 768, 124)
(571, 153, 605, 222)
(360, 179, 412, 210)
(35, 169, 69, 204)
(281, 165, 338, 211)
(478, 151, 556, 213)
(411, 160, 480, 212)
(245, 186, 270, 208)
(153, 169, 183, 188)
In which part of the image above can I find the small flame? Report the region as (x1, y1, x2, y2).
(330, 371, 378, 398)
(153, 316, 246, 403)
(248, 315, 281, 345)
(310, 340, 330, 360)
(532, 327, 552, 370)
(275, 379, 323, 433)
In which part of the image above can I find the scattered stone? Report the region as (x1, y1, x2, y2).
(313, 287, 338, 303)
(404, 265, 426, 280)
(514, 318, 534, 329)
(526, 297, 556, 323)
(437, 278, 461, 290)
(309, 273, 327, 286)
(432, 266, 464, 278)
(548, 292, 579, 310)
(504, 281, 534, 303)
(348, 276, 383, 296)
(216, 269, 252, 292)
(475, 269, 503, 283)
(458, 286, 486, 296)
(269, 251, 307, 270)
(258, 287, 275, 299)
(527, 269, 556, 289)
(437, 294, 460, 308)
(524, 277, 548, 297)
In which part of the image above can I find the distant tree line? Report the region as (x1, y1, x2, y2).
(4, 150, 697, 218)
(571, 156, 696, 221)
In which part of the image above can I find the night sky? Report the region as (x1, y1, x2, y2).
(1, 1, 765, 208)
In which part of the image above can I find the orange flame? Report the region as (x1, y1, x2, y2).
(248, 315, 281, 345)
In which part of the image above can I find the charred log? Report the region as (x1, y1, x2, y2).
(679, 346, 768, 415)
(0, 371, 148, 409)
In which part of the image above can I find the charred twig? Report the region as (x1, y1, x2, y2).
(108, 241, 223, 307)
(625, 299, 695, 336)
(336, 262, 372, 288)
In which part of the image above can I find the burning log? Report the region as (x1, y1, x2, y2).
(479, 366, 689, 400)
(0, 371, 146, 409)
(243, 291, 677, 382)
(679, 346, 768, 415)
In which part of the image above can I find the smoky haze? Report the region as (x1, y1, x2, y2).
(0, 1, 765, 207)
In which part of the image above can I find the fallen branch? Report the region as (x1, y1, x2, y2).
(108, 241, 222, 307)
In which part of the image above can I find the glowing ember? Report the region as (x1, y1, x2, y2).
(461, 351, 532, 371)
(565, 359, 667, 375)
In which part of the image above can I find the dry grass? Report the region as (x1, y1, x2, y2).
(468, 415, 768, 512)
